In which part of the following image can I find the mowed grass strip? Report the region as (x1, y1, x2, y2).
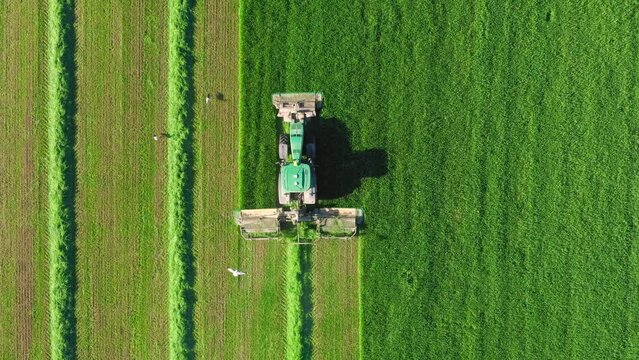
(311, 242, 359, 360)
(167, 0, 196, 357)
(74, 0, 169, 356)
(241, 0, 639, 358)
(47, 0, 78, 358)
(0, 0, 49, 357)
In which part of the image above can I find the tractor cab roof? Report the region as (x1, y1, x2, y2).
(281, 162, 311, 193)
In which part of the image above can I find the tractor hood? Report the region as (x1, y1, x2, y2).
(281, 163, 311, 193)
(289, 121, 304, 162)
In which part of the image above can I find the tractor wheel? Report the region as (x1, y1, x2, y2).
(306, 136, 316, 159)
(278, 134, 289, 161)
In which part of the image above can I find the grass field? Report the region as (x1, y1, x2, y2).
(240, 0, 639, 358)
(4, 0, 639, 358)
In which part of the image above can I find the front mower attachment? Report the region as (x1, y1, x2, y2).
(312, 208, 364, 239)
(233, 208, 282, 240)
(233, 207, 364, 241)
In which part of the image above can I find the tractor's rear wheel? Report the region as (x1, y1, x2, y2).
(306, 136, 316, 159)
(278, 134, 289, 161)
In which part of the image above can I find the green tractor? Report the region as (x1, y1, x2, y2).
(275, 92, 319, 206)
(234, 93, 364, 242)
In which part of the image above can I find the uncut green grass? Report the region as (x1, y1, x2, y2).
(240, 1, 639, 358)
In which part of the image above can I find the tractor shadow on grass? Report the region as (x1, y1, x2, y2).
(315, 118, 388, 200)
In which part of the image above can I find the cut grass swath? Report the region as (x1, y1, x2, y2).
(167, 0, 196, 358)
(285, 238, 314, 360)
(47, 0, 78, 358)
(285, 224, 317, 359)
(285, 244, 303, 360)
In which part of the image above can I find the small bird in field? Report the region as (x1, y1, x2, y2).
(227, 268, 246, 277)
(153, 134, 159, 141)
(206, 93, 211, 104)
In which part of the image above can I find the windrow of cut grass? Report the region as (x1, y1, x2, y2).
(167, 0, 196, 358)
(284, 240, 313, 360)
(47, 0, 78, 358)
(285, 245, 303, 360)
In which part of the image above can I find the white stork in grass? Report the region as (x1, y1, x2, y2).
(227, 268, 246, 277)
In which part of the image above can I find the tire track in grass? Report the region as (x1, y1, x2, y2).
(501, 1, 539, 356)
(167, 0, 196, 358)
(47, 0, 78, 358)
(528, 1, 571, 356)
(524, 1, 557, 356)
(559, 4, 596, 356)
(473, 1, 510, 356)
(473, 1, 503, 358)
(622, 3, 639, 356)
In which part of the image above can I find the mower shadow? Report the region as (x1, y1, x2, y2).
(315, 118, 387, 200)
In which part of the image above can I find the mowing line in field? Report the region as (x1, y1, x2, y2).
(47, 0, 78, 358)
(167, 0, 197, 358)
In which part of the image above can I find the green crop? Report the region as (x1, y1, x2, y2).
(240, 0, 639, 358)
(47, 0, 78, 359)
(167, 0, 196, 358)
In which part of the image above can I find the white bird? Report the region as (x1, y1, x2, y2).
(227, 268, 246, 277)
